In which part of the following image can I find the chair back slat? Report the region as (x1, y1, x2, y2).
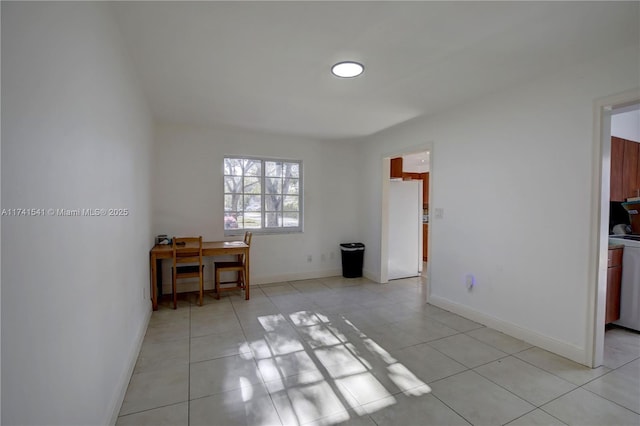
(175, 255, 200, 264)
(238, 231, 252, 265)
(214, 232, 251, 300)
(172, 236, 203, 268)
(171, 236, 204, 308)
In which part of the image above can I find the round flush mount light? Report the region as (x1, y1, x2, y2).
(331, 61, 364, 78)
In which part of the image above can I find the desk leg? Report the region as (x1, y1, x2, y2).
(245, 248, 250, 300)
(150, 254, 158, 311)
(157, 259, 163, 304)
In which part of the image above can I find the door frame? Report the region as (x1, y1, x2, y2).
(380, 143, 432, 285)
(589, 88, 640, 367)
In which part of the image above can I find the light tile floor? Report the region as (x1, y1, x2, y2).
(117, 277, 640, 426)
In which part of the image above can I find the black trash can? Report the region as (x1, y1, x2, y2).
(340, 243, 365, 278)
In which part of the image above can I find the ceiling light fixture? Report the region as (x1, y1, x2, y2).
(331, 61, 364, 78)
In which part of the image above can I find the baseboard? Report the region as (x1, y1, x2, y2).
(429, 295, 589, 366)
(253, 269, 343, 285)
(161, 271, 347, 290)
(107, 305, 152, 425)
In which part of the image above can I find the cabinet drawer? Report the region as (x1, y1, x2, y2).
(608, 247, 623, 268)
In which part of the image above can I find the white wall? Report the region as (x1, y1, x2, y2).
(2, 3, 153, 425)
(355, 45, 640, 364)
(1, 3, 3, 420)
(611, 109, 640, 142)
(153, 123, 359, 288)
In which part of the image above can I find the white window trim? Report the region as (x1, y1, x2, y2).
(224, 156, 303, 236)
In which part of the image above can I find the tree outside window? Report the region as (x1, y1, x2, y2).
(224, 157, 302, 234)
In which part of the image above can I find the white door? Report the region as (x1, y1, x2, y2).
(388, 180, 422, 280)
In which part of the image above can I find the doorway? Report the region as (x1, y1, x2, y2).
(380, 146, 431, 287)
(591, 90, 640, 368)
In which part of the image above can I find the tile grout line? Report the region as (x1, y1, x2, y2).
(504, 407, 567, 426)
(477, 342, 640, 419)
(576, 381, 640, 416)
(246, 286, 635, 423)
(129, 280, 639, 425)
(407, 336, 568, 425)
(232, 289, 287, 426)
(427, 390, 474, 425)
(509, 351, 595, 387)
(469, 357, 572, 414)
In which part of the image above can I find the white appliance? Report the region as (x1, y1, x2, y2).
(388, 180, 422, 280)
(609, 236, 640, 331)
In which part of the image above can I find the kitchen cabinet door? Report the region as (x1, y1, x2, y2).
(636, 141, 640, 198)
(605, 247, 623, 324)
(418, 172, 430, 206)
(423, 223, 428, 261)
(622, 139, 639, 200)
(402, 172, 421, 180)
(606, 265, 622, 324)
(423, 172, 430, 206)
(611, 137, 625, 202)
(390, 157, 403, 179)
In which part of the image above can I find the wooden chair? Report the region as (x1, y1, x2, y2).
(172, 236, 204, 309)
(215, 231, 252, 300)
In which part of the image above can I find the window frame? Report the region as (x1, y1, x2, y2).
(223, 156, 303, 236)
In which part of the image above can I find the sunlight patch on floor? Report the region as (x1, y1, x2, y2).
(243, 309, 432, 425)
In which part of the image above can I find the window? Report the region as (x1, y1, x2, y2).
(224, 157, 302, 234)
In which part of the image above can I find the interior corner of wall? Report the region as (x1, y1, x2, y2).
(363, 269, 382, 283)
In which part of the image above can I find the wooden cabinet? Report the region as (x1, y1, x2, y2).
(402, 172, 421, 180)
(606, 246, 623, 324)
(421, 172, 430, 207)
(611, 137, 625, 201)
(390, 157, 403, 179)
(622, 139, 639, 200)
(611, 136, 640, 202)
(423, 223, 428, 261)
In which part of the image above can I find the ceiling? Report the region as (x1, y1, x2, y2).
(112, 1, 639, 140)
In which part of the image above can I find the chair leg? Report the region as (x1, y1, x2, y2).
(198, 272, 203, 306)
(215, 268, 221, 300)
(243, 270, 249, 300)
(238, 270, 244, 289)
(172, 270, 177, 310)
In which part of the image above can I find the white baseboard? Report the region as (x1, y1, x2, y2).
(161, 271, 347, 291)
(253, 269, 343, 285)
(107, 305, 152, 425)
(429, 295, 589, 366)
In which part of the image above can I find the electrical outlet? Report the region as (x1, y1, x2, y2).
(434, 208, 444, 219)
(307, 255, 312, 262)
(466, 274, 475, 290)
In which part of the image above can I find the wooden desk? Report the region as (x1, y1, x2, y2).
(150, 241, 250, 310)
